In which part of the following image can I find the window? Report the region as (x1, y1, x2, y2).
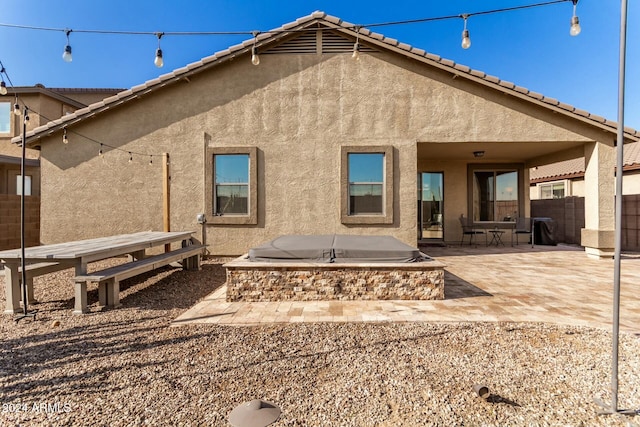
(538, 181, 566, 199)
(349, 153, 384, 215)
(205, 146, 257, 225)
(215, 154, 249, 215)
(470, 166, 522, 222)
(0, 102, 10, 134)
(16, 175, 32, 196)
(341, 146, 394, 224)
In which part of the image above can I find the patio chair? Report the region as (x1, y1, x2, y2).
(512, 217, 533, 246)
(459, 216, 487, 246)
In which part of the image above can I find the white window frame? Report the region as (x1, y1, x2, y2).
(537, 180, 569, 199)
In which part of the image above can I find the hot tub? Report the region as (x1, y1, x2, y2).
(224, 235, 445, 302)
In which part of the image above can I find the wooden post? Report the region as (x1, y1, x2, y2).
(163, 153, 171, 252)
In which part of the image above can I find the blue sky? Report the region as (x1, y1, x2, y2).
(1, 0, 639, 129)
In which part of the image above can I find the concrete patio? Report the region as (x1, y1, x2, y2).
(173, 244, 640, 335)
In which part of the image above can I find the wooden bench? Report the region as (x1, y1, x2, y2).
(73, 244, 205, 312)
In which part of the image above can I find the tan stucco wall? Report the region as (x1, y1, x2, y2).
(36, 50, 607, 255)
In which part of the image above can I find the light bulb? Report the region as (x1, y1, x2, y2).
(99, 144, 103, 156)
(570, 16, 581, 36)
(14, 102, 21, 116)
(62, 45, 73, 62)
(352, 42, 360, 60)
(63, 129, 69, 144)
(128, 152, 133, 163)
(154, 48, 164, 68)
(461, 29, 471, 49)
(0, 81, 7, 95)
(251, 47, 260, 66)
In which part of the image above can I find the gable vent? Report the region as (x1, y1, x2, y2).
(263, 29, 379, 55)
(321, 30, 378, 53)
(264, 31, 318, 54)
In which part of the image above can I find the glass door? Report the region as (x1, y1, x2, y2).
(418, 172, 444, 241)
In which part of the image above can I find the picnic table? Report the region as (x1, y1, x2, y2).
(0, 231, 201, 315)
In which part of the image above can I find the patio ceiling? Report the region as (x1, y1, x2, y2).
(417, 140, 585, 165)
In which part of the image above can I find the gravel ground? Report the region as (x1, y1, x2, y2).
(1, 258, 639, 427)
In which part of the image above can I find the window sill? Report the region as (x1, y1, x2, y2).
(341, 214, 393, 225)
(208, 215, 257, 225)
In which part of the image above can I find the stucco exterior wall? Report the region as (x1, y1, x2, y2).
(36, 50, 604, 255)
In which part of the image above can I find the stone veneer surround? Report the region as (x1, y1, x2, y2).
(224, 256, 446, 302)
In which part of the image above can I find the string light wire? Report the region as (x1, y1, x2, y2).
(1, 0, 578, 160)
(1, 60, 166, 162)
(0, 0, 575, 45)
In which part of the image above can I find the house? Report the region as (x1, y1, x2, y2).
(0, 85, 121, 249)
(15, 12, 640, 259)
(530, 141, 640, 199)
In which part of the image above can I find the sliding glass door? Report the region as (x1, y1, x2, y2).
(472, 169, 519, 222)
(418, 172, 444, 241)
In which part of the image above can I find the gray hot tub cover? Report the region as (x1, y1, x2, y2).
(248, 234, 425, 263)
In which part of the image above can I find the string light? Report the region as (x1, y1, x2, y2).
(154, 32, 164, 68)
(461, 15, 471, 49)
(2, 60, 168, 164)
(0, 0, 578, 65)
(352, 26, 361, 60)
(570, 0, 581, 36)
(98, 143, 103, 156)
(62, 29, 73, 62)
(0, 66, 7, 95)
(250, 31, 260, 66)
(1, 0, 577, 165)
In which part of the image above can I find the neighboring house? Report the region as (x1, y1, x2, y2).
(530, 141, 640, 199)
(15, 12, 640, 259)
(0, 85, 121, 249)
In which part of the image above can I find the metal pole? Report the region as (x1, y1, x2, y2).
(610, 0, 628, 413)
(15, 106, 36, 322)
(596, 0, 633, 415)
(163, 153, 171, 252)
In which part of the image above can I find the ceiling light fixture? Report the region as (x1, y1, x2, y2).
(473, 151, 485, 158)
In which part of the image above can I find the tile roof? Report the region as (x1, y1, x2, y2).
(16, 11, 640, 145)
(6, 86, 89, 109)
(530, 141, 640, 182)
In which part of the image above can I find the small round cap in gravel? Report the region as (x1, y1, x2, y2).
(228, 399, 281, 427)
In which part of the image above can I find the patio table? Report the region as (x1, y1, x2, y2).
(487, 229, 506, 246)
(0, 231, 194, 315)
